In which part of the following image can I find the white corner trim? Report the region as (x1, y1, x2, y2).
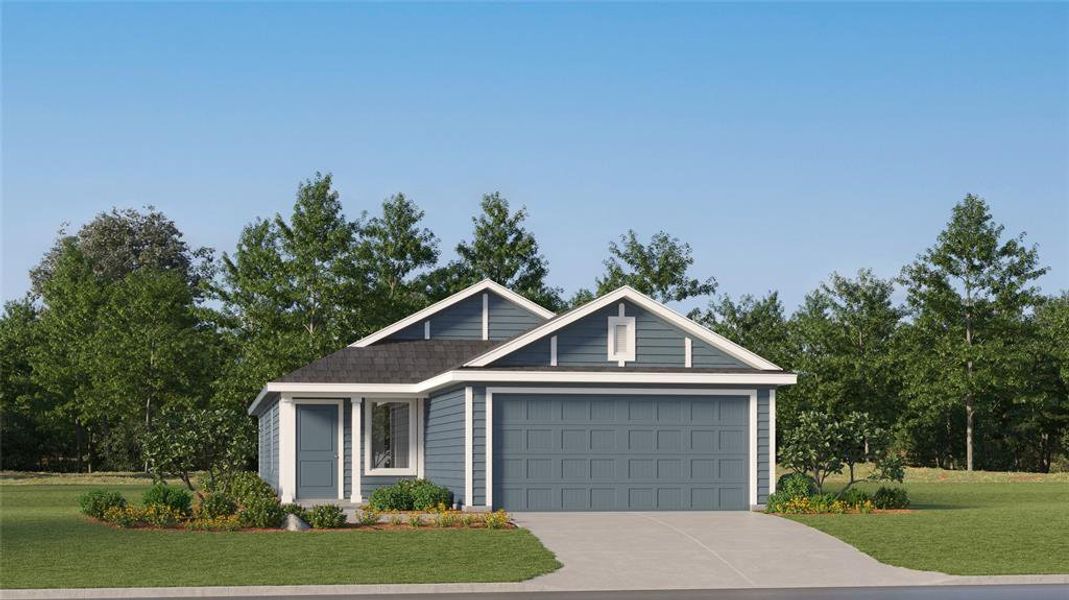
(278, 395, 296, 503)
(749, 391, 759, 507)
(463, 285, 781, 370)
(769, 389, 777, 495)
(349, 279, 554, 347)
(482, 293, 489, 340)
(684, 337, 693, 368)
(549, 336, 558, 367)
(337, 400, 345, 499)
(363, 398, 419, 476)
(351, 397, 362, 503)
(424, 320, 430, 340)
(485, 389, 493, 508)
(416, 397, 425, 479)
(464, 386, 474, 507)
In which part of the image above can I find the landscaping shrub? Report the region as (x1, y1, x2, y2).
(484, 509, 510, 529)
(103, 506, 144, 528)
(388, 513, 404, 526)
(873, 486, 910, 509)
(281, 503, 308, 521)
(461, 513, 478, 528)
(143, 505, 184, 528)
(142, 483, 193, 516)
(356, 508, 381, 527)
(367, 479, 453, 511)
(306, 504, 346, 528)
(409, 480, 453, 510)
(407, 513, 425, 527)
(197, 493, 237, 518)
(238, 496, 285, 528)
(839, 487, 872, 507)
(185, 515, 241, 532)
(79, 489, 127, 519)
(227, 472, 277, 506)
(434, 511, 460, 528)
(777, 473, 818, 498)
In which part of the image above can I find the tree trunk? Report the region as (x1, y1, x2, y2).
(965, 396, 974, 471)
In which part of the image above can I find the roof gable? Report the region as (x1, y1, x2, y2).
(350, 279, 554, 347)
(465, 286, 781, 371)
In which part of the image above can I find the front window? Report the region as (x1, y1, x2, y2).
(367, 400, 414, 473)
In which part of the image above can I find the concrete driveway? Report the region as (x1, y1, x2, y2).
(513, 511, 951, 590)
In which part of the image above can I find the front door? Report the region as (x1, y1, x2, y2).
(297, 404, 338, 499)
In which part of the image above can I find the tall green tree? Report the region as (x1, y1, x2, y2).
(574, 230, 716, 307)
(357, 193, 440, 327)
(788, 270, 904, 435)
(432, 192, 562, 309)
(695, 291, 792, 367)
(214, 173, 369, 409)
(1012, 293, 1069, 471)
(899, 195, 1047, 470)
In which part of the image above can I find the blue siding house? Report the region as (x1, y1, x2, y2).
(248, 280, 796, 511)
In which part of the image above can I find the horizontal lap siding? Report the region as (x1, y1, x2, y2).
(387, 321, 425, 341)
(493, 337, 551, 366)
(553, 304, 618, 366)
(430, 295, 483, 339)
(258, 398, 280, 491)
(488, 293, 547, 339)
(691, 339, 746, 368)
(424, 388, 466, 503)
(633, 305, 686, 366)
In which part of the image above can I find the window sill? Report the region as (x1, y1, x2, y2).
(365, 468, 416, 477)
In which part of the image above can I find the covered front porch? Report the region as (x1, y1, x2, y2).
(266, 393, 427, 505)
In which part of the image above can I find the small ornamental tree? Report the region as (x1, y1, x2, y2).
(780, 410, 904, 496)
(141, 406, 254, 495)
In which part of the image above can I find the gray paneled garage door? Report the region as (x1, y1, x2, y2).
(493, 393, 750, 511)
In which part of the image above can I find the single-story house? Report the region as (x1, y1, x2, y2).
(249, 279, 796, 511)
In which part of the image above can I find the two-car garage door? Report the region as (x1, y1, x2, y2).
(492, 393, 750, 511)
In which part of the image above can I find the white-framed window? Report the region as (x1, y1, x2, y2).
(364, 398, 418, 476)
(607, 316, 636, 364)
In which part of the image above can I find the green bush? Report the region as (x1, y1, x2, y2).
(79, 489, 127, 519)
(103, 505, 144, 528)
(777, 473, 818, 499)
(873, 486, 910, 509)
(765, 491, 790, 513)
(238, 496, 285, 528)
(142, 484, 193, 516)
(197, 493, 237, 518)
(839, 487, 873, 507)
(228, 472, 277, 506)
(281, 503, 308, 521)
(306, 504, 346, 528)
(143, 505, 184, 527)
(409, 479, 453, 510)
(367, 479, 453, 511)
(484, 509, 510, 529)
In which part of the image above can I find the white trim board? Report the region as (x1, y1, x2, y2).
(351, 397, 362, 503)
(349, 279, 555, 347)
(483, 387, 760, 511)
(363, 397, 420, 477)
(464, 386, 474, 507)
(463, 286, 782, 370)
(769, 389, 777, 496)
(249, 371, 797, 415)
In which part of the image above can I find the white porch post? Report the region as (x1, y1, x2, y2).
(350, 397, 362, 503)
(278, 395, 296, 503)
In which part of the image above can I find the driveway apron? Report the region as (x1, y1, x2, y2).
(512, 511, 952, 590)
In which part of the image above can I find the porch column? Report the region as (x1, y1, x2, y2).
(350, 397, 362, 503)
(278, 395, 296, 503)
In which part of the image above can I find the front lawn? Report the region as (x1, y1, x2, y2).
(0, 477, 560, 589)
(783, 468, 1069, 575)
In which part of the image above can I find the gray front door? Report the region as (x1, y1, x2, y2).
(493, 394, 750, 511)
(297, 404, 338, 499)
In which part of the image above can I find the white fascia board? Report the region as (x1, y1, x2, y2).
(247, 387, 270, 415)
(463, 286, 782, 370)
(349, 279, 555, 348)
(257, 370, 796, 403)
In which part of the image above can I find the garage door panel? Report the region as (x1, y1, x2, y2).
(494, 394, 750, 511)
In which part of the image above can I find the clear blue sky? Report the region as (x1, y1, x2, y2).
(3, 2, 1067, 311)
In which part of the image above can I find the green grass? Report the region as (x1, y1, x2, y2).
(0, 480, 561, 589)
(783, 468, 1069, 576)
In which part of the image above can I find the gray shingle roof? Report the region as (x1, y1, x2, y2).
(275, 339, 501, 384)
